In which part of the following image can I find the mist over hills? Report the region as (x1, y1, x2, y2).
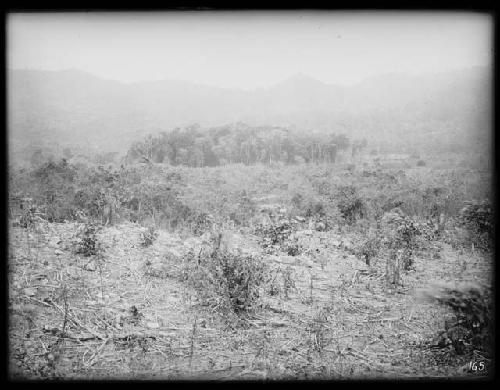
(8, 66, 491, 157)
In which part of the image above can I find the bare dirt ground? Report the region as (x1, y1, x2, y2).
(8, 221, 493, 380)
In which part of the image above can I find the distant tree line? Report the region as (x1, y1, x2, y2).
(126, 123, 367, 167)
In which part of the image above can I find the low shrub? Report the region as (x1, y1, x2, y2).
(336, 185, 367, 224)
(140, 226, 158, 247)
(31, 159, 79, 222)
(254, 216, 297, 252)
(291, 191, 340, 231)
(420, 283, 493, 356)
(380, 211, 424, 286)
(190, 212, 215, 236)
(180, 231, 269, 316)
(284, 237, 301, 256)
(291, 193, 304, 210)
(457, 200, 493, 252)
(353, 233, 381, 266)
(393, 219, 421, 270)
(266, 265, 297, 299)
(72, 222, 103, 257)
(17, 198, 42, 229)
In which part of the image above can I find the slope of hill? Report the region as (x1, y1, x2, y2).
(7, 66, 491, 155)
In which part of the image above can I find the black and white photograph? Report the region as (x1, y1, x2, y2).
(6, 10, 494, 380)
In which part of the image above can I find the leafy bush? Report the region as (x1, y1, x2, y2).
(72, 222, 103, 257)
(281, 266, 296, 298)
(190, 212, 215, 236)
(140, 226, 158, 247)
(72, 165, 123, 224)
(457, 200, 493, 251)
(303, 201, 327, 222)
(31, 159, 78, 222)
(380, 211, 424, 286)
(353, 234, 381, 266)
(291, 193, 304, 210)
(393, 220, 421, 270)
(228, 190, 257, 226)
(180, 231, 269, 316)
(73, 187, 112, 222)
(291, 190, 339, 231)
(267, 265, 297, 298)
(336, 185, 367, 224)
(17, 198, 42, 229)
(284, 237, 301, 256)
(420, 283, 493, 356)
(129, 179, 183, 228)
(254, 216, 298, 254)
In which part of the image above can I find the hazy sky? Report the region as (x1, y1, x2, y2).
(7, 11, 492, 90)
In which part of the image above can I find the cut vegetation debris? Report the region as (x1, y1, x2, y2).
(8, 161, 493, 380)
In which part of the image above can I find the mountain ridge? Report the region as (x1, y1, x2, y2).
(8, 66, 491, 154)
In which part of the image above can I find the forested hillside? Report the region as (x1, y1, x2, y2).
(8, 66, 491, 164)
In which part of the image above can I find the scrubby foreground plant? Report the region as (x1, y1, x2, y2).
(419, 283, 493, 357)
(457, 200, 493, 252)
(140, 225, 158, 247)
(180, 230, 269, 318)
(71, 220, 104, 257)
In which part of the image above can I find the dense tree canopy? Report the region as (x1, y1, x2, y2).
(126, 123, 365, 167)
